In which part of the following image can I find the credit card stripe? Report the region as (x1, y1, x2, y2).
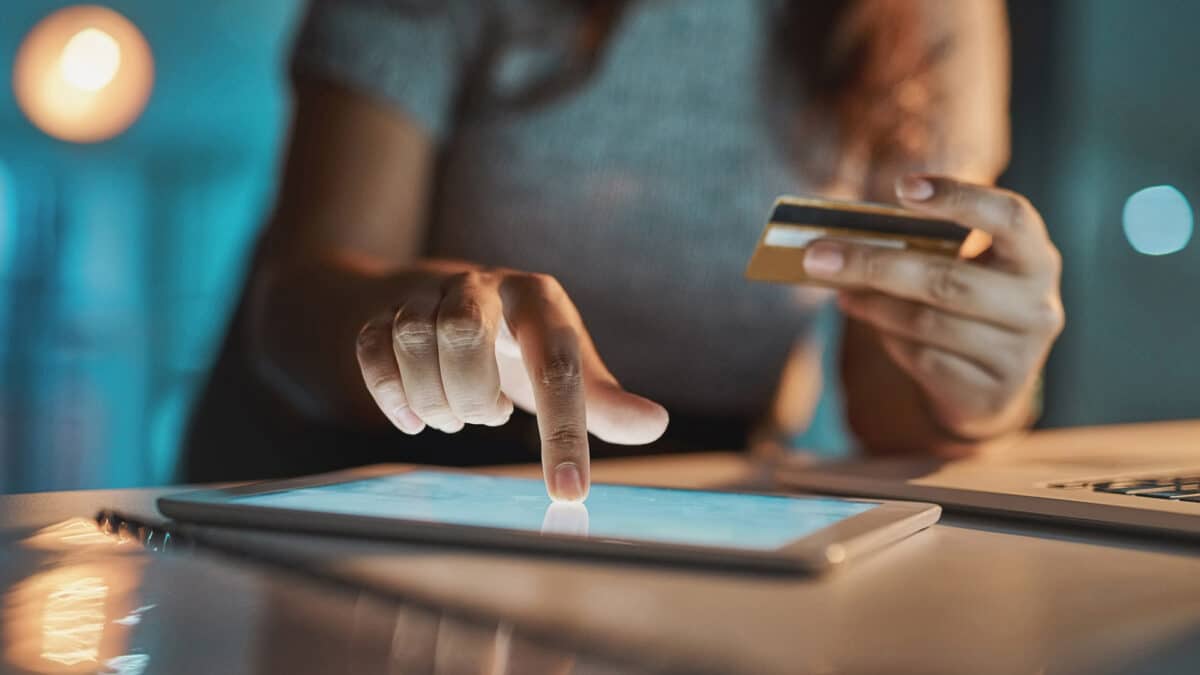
(771, 202, 966, 241)
(764, 225, 907, 250)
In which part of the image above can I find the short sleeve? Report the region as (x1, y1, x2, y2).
(290, 0, 484, 140)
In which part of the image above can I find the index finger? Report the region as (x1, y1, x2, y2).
(896, 175, 1056, 276)
(500, 274, 590, 502)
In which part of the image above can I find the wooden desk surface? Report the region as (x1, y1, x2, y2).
(3, 427, 1200, 674)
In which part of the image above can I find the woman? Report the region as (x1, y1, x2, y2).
(184, 0, 1063, 502)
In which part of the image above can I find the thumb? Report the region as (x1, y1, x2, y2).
(584, 381, 669, 445)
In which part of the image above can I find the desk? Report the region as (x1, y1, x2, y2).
(3, 448, 1200, 674)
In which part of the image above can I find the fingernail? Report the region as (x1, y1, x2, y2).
(896, 175, 935, 201)
(803, 244, 845, 277)
(550, 462, 586, 503)
(394, 407, 425, 434)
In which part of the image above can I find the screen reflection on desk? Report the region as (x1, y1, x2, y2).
(4, 519, 150, 674)
(1, 516, 649, 675)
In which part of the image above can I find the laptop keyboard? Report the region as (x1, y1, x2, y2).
(1048, 474, 1200, 501)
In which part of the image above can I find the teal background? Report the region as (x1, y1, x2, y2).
(1, 1, 304, 491)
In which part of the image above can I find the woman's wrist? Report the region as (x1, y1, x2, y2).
(925, 374, 1042, 451)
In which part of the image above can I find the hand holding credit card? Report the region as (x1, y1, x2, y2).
(746, 175, 1064, 443)
(745, 196, 968, 286)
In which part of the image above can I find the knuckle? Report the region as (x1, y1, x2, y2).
(927, 262, 967, 304)
(913, 346, 951, 379)
(392, 314, 437, 357)
(356, 321, 388, 353)
(945, 183, 969, 211)
(1004, 191, 1034, 233)
(504, 272, 570, 314)
(527, 272, 565, 301)
(540, 353, 583, 392)
(1032, 296, 1066, 335)
(911, 306, 943, 337)
(535, 326, 583, 392)
(542, 422, 586, 448)
(438, 304, 489, 352)
(444, 270, 480, 291)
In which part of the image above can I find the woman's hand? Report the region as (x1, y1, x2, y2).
(802, 175, 1064, 441)
(354, 262, 669, 501)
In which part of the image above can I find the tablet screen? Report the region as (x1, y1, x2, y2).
(235, 471, 876, 551)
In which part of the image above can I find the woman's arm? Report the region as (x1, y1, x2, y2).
(836, 0, 1054, 457)
(247, 77, 438, 425)
(244, 78, 667, 500)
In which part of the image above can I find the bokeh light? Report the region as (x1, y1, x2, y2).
(59, 28, 122, 92)
(1122, 185, 1193, 256)
(12, 5, 154, 143)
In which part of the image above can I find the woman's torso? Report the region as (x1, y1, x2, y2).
(181, 0, 862, 482)
(429, 0, 835, 419)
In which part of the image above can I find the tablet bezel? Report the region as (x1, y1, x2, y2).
(157, 464, 940, 574)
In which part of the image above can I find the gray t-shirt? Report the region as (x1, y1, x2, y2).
(291, 0, 1007, 434)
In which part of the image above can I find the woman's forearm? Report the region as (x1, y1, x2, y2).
(243, 77, 440, 425)
(246, 255, 393, 426)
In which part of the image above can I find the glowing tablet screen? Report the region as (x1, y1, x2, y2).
(236, 471, 876, 551)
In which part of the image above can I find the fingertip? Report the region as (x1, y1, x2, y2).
(617, 389, 670, 439)
(644, 399, 670, 440)
(549, 461, 588, 503)
(395, 421, 426, 436)
(896, 175, 935, 202)
(803, 242, 846, 277)
(589, 388, 669, 445)
(389, 406, 426, 435)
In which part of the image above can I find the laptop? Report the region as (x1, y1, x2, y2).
(776, 420, 1200, 538)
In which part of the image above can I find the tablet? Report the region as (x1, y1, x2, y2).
(158, 466, 941, 574)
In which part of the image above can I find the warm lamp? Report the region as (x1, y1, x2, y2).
(12, 5, 154, 143)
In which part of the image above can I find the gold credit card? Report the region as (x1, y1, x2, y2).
(745, 196, 968, 286)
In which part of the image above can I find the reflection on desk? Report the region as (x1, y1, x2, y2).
(4, 447, 1200, 675)
(1, 517, 644, 675)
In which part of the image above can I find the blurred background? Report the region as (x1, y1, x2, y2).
(0, 0, 1197, 493)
